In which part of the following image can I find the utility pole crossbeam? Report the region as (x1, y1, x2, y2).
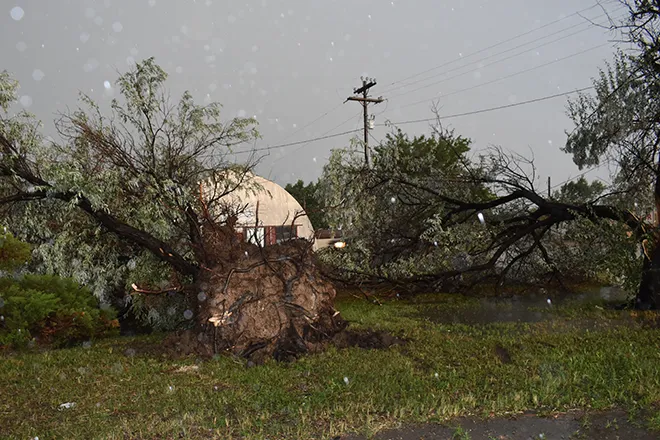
(346, 77, 383, 167)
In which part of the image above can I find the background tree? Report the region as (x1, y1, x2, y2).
(317, 127, 492, 288)
(284, 179, 329, 230)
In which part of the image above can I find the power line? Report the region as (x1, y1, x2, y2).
(549, 161, 608, 191)
(234, 127, 361, 155)
(387, 14, 624, 101)
(233, 87, 593, 156)
(379, 1, 618, 93)
(381, 86, 594, 127)
(274, 102, 344, 144)
(267, 111, 363, 163)
(399, 43, 610, 110)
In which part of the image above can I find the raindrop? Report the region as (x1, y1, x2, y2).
(251, 45, 258, 52)
(390, 197, 396, 203)
(546, 298, 552, 306)
(367, 14, 372, 19)
(82, 340, 92, 349)
(148, 0, 156, 6)
(19, 95, 33, 108)
(94, 16, 103, 26)
(175, 66, 183, 74)
(112, 21, 123, 32)
(183, 309, 194, 320)
(547, 140, 553, 145)
(125, 348, 136, 357)
(167, 385, 174, 392)
(343, 376, 349, 385)
(477, 212, 485, 224)
(16, 41, 27, 52)
(84, 7, 96, 18)
(197, 292, 207, 302)
(434, 372, 439, 378)
(83, 58, 100, 72)
(80, 32, 90, 43)
(10, 6, 25, 21)
(167, 306, 176, 316)
(103, 80, 111, 89)
(313, 157, 317, 162)
(32, 69, 44, 82)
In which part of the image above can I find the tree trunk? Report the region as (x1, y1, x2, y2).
(636, 242, 660, 309)
(636, 163, 660, 309)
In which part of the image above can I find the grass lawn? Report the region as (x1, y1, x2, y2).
(2, 292, 660, 439)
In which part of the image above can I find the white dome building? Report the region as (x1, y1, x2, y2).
(203, 172, 316, 248)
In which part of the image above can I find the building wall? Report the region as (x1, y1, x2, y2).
(202, 172, 316, 248)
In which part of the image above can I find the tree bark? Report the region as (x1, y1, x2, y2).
(636, 242, 660, 309)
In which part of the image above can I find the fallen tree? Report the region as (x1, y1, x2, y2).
(318, 1, 660, 307)
(0, 59, 344, 361)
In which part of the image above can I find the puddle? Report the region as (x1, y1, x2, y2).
(343, 410, 657, 440)
(412, 286, 630, 325)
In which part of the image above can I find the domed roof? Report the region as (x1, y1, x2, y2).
(204, 172, 315, 242)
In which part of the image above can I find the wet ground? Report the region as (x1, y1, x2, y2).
(411, 286, 629, 325)
(342, 410, 657, 439)
(338, 286, 660, 439)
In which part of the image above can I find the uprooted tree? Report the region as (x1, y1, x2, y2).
(0, 58, 345, 361)
(319, 1, 660, 307)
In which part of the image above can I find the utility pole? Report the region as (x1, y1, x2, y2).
(547, 176, 551, 198)
(346, 77, 383, 167)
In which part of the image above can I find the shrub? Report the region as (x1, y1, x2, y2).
(0, 230, 119, 349)
(0, 275, 119, 349)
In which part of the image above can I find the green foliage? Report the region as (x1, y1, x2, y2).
(0, 274, 118, 348)
(317, 128, 492, 284)
(0, 232, 118, 348)
(284, 179, 329, 229)
(0, 227, 31, 272)
(0, 58, 260, 329)
(553, 177, 606, 204)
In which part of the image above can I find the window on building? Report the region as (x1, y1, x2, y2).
(275, 225, 298, 243)
(243, 227, 265, 247)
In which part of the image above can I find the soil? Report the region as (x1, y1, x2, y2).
(148, 328, 404, 360)
(341, 410, 657, 440)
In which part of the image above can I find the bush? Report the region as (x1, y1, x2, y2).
(0, 229, 31, 272)
(0, 274, 119, 349)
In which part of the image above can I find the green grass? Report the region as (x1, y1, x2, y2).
(2, 292, 660, 439)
